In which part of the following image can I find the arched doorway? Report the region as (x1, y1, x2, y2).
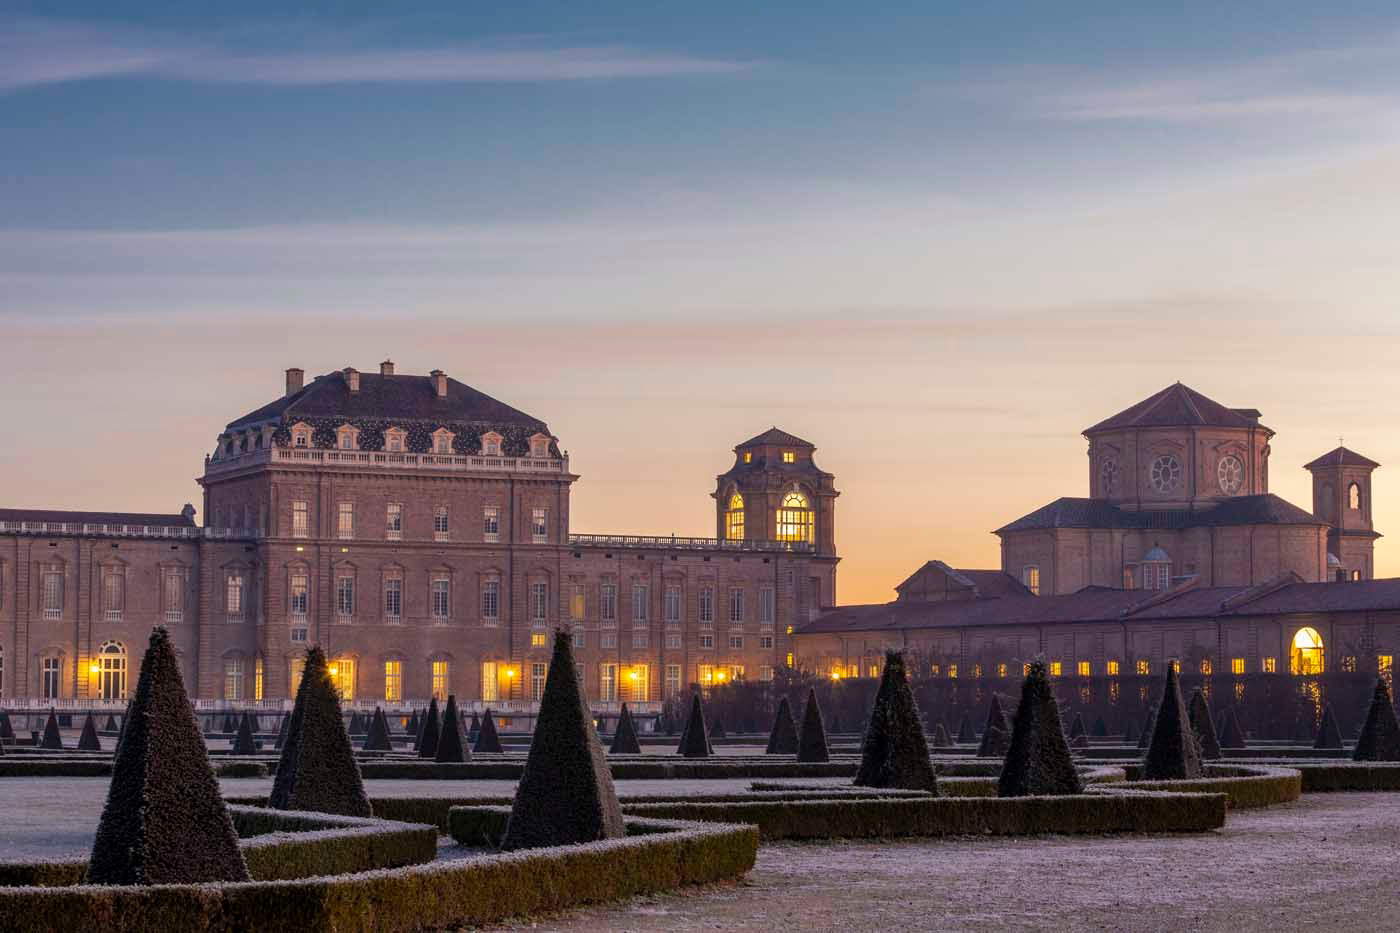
(1290, 627, 1324, 675)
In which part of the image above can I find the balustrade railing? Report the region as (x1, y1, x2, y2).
(568, 533, 812, 553)
(206, 446, 568, 476)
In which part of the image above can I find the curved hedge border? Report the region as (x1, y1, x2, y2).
(0, 760, 267, 778)
(1255, 762, 1400, 792)
(351, 759, 861, 780)
(1110, 765, 1301, 809)
(0, 817, 756, 933)
(0, 806, 436, 888)
(452, 791, 1225, 843)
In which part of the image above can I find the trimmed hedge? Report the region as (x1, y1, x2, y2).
(0, 818, 756, 933)
(1115, 764, 1301, 809)
(1281, 762, 1400, 792)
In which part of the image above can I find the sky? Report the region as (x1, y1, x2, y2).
(4, 3, 1400, 603)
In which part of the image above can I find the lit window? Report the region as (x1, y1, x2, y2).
(384, 661, 402, 702)
(743, 452, 752, 464)
(431, 576, 450, 621)
(1199, 658, 1212, 675)
(531, 632, 546, 647)
(292, 501, 309, 538)
(483, 506, 500, 542)
(947, 664, 958, 679)
(600, 663, 618, 702)
(228, 572, 247, 620)
(1231, 658, 1245, 675)
(329, 658, 354, 700)
(482, 579, 500, 622)
(481, 661, 499, 701)
(1022, 662, 1031, 677)
(786, 652, 795, 668)
(432, 660, 449, 700)
(1342, 655, 1357, 673)
(1380, 655, 1394, 679)
(385, 503, 403, 540)
(571, 584, 586, 621)
(996, 663, 1008, 678)
(433, 506, 450, 541)
(1350, 483, 1362, 510)
(288, 658, 305, 694)
(1136, 659, 1150, 675)
(1022, 566, 1041, 596)
(1049, 661, 1062, 677)
(1106, 660, 1120, 676)
(1263, 656, 1277, 674)
(1290, 627, 1324, 675)
(775, 489, 813, 544)
(96, 642, 126, 700)
(337, 502, 354, 539)
(725, 493, 745, 540)
(384, 578, 402, 621)
(1077, 661, 1091, 677)
(254, 656, 264, 701)
(531, 508, 548, 542)
(782, 451, 795, 463)
(1122, 566, 1137, 590)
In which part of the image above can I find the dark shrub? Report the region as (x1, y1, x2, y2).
(103, 714, 118, 733)
(1142, 664, 1202, 780)
(1137, 704, 1157, 750)
(474, 709, 503, 754)
(677, 694, 712, 758)
(78, 713, 101, 752)
(797, 687, 830, 763)
(406, 709, 420, 738)
(1068, 713, 1087, 742)
(87, 627, 248, 884)
(1219, 706, 1247, 750)
(435, 696, 470, 763)
(854, 651, 937, 793)
(41, 709, 63, 749)
(348, 712, 365, 735)
(468, 712, 481, 743)
(610, 703, 642, 755)
(269, 646, 371, 817)
(956, 711, 975, 744)
(364, 707, 393, 752)
(932, 722, 952, 749)
(1123, 719, 1137, 744)
(231, 711, 257, 755)
(765, 696, 799, 755)
(976, 694, 1011, 758)
(501, 630, 624, 850)
(0, 712, 13, 741)
(222, 714, 235, 734)
(417, 698, 441, 759)
(1315, 704, 1344, 750)
(273, 713, 289, 751)
(709, 718, 727, 740)
(997, 660, 1083, 797)
(1092, 715, 1108, 738)
(1188, 688, 1222, 760)
(1353, 677, 1400, 762)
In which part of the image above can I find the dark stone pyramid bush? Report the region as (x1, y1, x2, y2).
(103, 714, 118, 733)
(997, 660, 1083, 797)
(709, 718, 727, 740)
(468, 711, 481, 742)
(347, 711, 362, 735)
(87, 627, 248, 885)
(854, 650, 938, 793)
(222, 714, 235, 734)
(0, 711, 13, 741)
(1219, 706, 1247, 750)
(1142, 664, 1203, 780)
(78, 712, 102, 752)
(474, 708, 504, 753)
(230, 710, 257, 755)
(417, 697, 441, 759)
(501, 630, 624, 850)
(956, 710, 976, 744)
(1068, 712, 1087, 741)
(677, 693, 712, 758)
(610, 703, 642, 755)
(1315, 703, 1344, 750)
(797, 687, 830, 763)
(1137, 704, 1156, 750)
(269, 646, 371, 817)
(765, 696, 799, 755)
(406, 709, 420, 738)
(273, 713, 289, 751)
(976, 694, 1011, 758)
(1353, 678, 1400, 762)
(932, 721, 952, 749)
(1188, 688, 1222, 760)
(41, 709, 63, 749)
(435, 695, 470, 763)
(364, 706, 393, 752)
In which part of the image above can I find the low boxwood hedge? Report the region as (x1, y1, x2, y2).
(0, 760, 267, 778)
(1111, 765, 1301, 809)
(1283, 762, 1400, 792)
(353, 759, 861, 780)
(0, 817, 756, 933)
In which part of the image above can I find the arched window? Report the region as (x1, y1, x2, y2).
(1349, 483, 1362, 511)
(1291, 627, 1324, 675)
(725, 492, 745, 541)
(775, 489, 813, 544)
(1141, 546, 1172, 591)
(96, 641, 127, 701)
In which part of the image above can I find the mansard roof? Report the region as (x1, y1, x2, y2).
(1083, 383, 1270, 435)
(226, 370, 549, 432)
(800, 576, 1400, 635)
(737, 427, 815, 449)
(0, 508, 195, 528)
(995, 494, 1323, 535)
(1304, 446, 1381, 470)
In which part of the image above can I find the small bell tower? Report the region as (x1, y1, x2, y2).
(1305, 445, 1381, 580)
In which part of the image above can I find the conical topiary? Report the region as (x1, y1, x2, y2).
(709, 718, 727, 740)
(854, 650, 937, 793)
(677, 693, 711, 758)
(1315, 703, 1344, 750)
(1069, 713, 1087, 741)
(41, 709, 63, 749)
(230, 710, 257, 755)
(468, 711, 481, 742)
(956, 710, 975, 744)
(797, 687, 830, 763)
(269, 646, 371, 817)
(1137, 704, 1156, 750)
(273, 713, 289, 751)
(364, 707, 393, 752)
(417, 697, 441, 759)
(435, 695, 470, 763)
(1123, 719, 1138, 744)
(1218, 706, 1247, 750)
(1188, 688, 1222, 760)
(977, 694, 1012, 758)
(0, 711, 13, 741)
(765, 696, 799, 755)
(103, 714, 118, 733)
(932, 721, 952, 749)
(1142, 664, 1202, 780)
(474, 708, 503, 753)
(350, 711, 366, 735)
(1353, 678, 1400, 761)
(222, 714, 235, 734)
(406, 709, 420, 738)
(501, 631, 624, 850)
(997, 660, 1083, 797)
(610, 703, 642, 755)
(87, 627, 249, 884)
(78, 712, 102, 752)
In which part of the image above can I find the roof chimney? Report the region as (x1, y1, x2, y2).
(344, 367, 360, 393)
(285, 367, 304, 397)
(380, 359, 395, 376)
(430, 369, 447, 398)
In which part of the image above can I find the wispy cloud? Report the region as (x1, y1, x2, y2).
(0, 17, 752, 92)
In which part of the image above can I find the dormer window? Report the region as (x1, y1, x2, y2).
(291, 423, 312, 448)
(385, 427, 406, 452)
(336, 424, 359, 451)
(483, 432, 503, 457)
(529, 433, 550, 458)
(1141, 546, 1172, 591)
(743, 452, 752, 464)
(782, 451, 796, 464)
(431, 428, 455, 455)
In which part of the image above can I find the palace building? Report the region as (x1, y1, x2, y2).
(0, 362, 836, 709)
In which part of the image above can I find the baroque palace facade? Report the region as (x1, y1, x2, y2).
(0, 362, 837, 708)
(792, 383, 1395, 688)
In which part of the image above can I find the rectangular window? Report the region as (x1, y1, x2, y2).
(573, 628, 586, 649)
(42, 572, 63, 620)
(163, 570, 183, 623)
(481, 661, 499, 702)
(289, 658, 305, 694)
(384, 578, 402, 621)
(432, 660, 449, 699)
(759, 635, 774, 649)
(1136, 659, 1151, 676)
(386, 503, 403, 540)
(483, 506, 500, 542)
(41, 658, 60, 699)
(337, 502, 354, 539)
(665, 663, 682, 696)
(227, 572, 246, 620)
(601, 632, 617, 649)
(482, 580, 500, 622)
(1049, 661, 1063, 677)
(948, 664, 958, 679)
(292, 501, 309, 538)
(664, 586, 681, 625)
(1106, 660, 1120, 676)
(385, 660, 402, 701)
(997, 662, 1008, 678)
(530, 582, 549, 623)
(600, 663, 618, 702)
(760, 586, 775, 626)
(1022, 566, 1041, 596)
(223, 657, 243, 701)
(532, 662, 547, 700)
(698, 663, 714, 686)
(336, 576, 354, 620)
(1200, 658, 1213, 675)
(699, 587, 714, 626)
(729, 633, 744, 650)
(531, 507, 548, 542)
(1231, 658, 1246, 675)
(290, 627, 308, 643)
(666, 632, 682, 649)
(431, 577, 450, 621)
(254, 657, 264, 701)
(1263, 656, 1277, 674)
(782, 451, 795, 463)
(570, 584, 586, 621)
(632, 584, 649, 623)
(1077, 661, 1091, 677)
(102, 572, 124, 622)
(288, 572, 307, 621)
(1380, 655, 1394, 679)
(433, 506, 450, 541)
(727, 664, 745, 682)
(531, 632, 546, 647)
(329, 658, 354, 700)
(700, 633, 714, 649)
(632, 630, 648, 649)
(601, 584, 617, 624)
(729, 587, 744, 624)
(625, 664, 648, 702)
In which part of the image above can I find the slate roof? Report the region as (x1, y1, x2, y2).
(995, 494, 1323, 535)
(737, 427, 815, 449)
(0, 508, 195, 528)
(1304, 446, 1381, 470)
(1083, 383, 1270, 435)
(226, 370, 549, 432)
(894, 561, 1033, 599)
